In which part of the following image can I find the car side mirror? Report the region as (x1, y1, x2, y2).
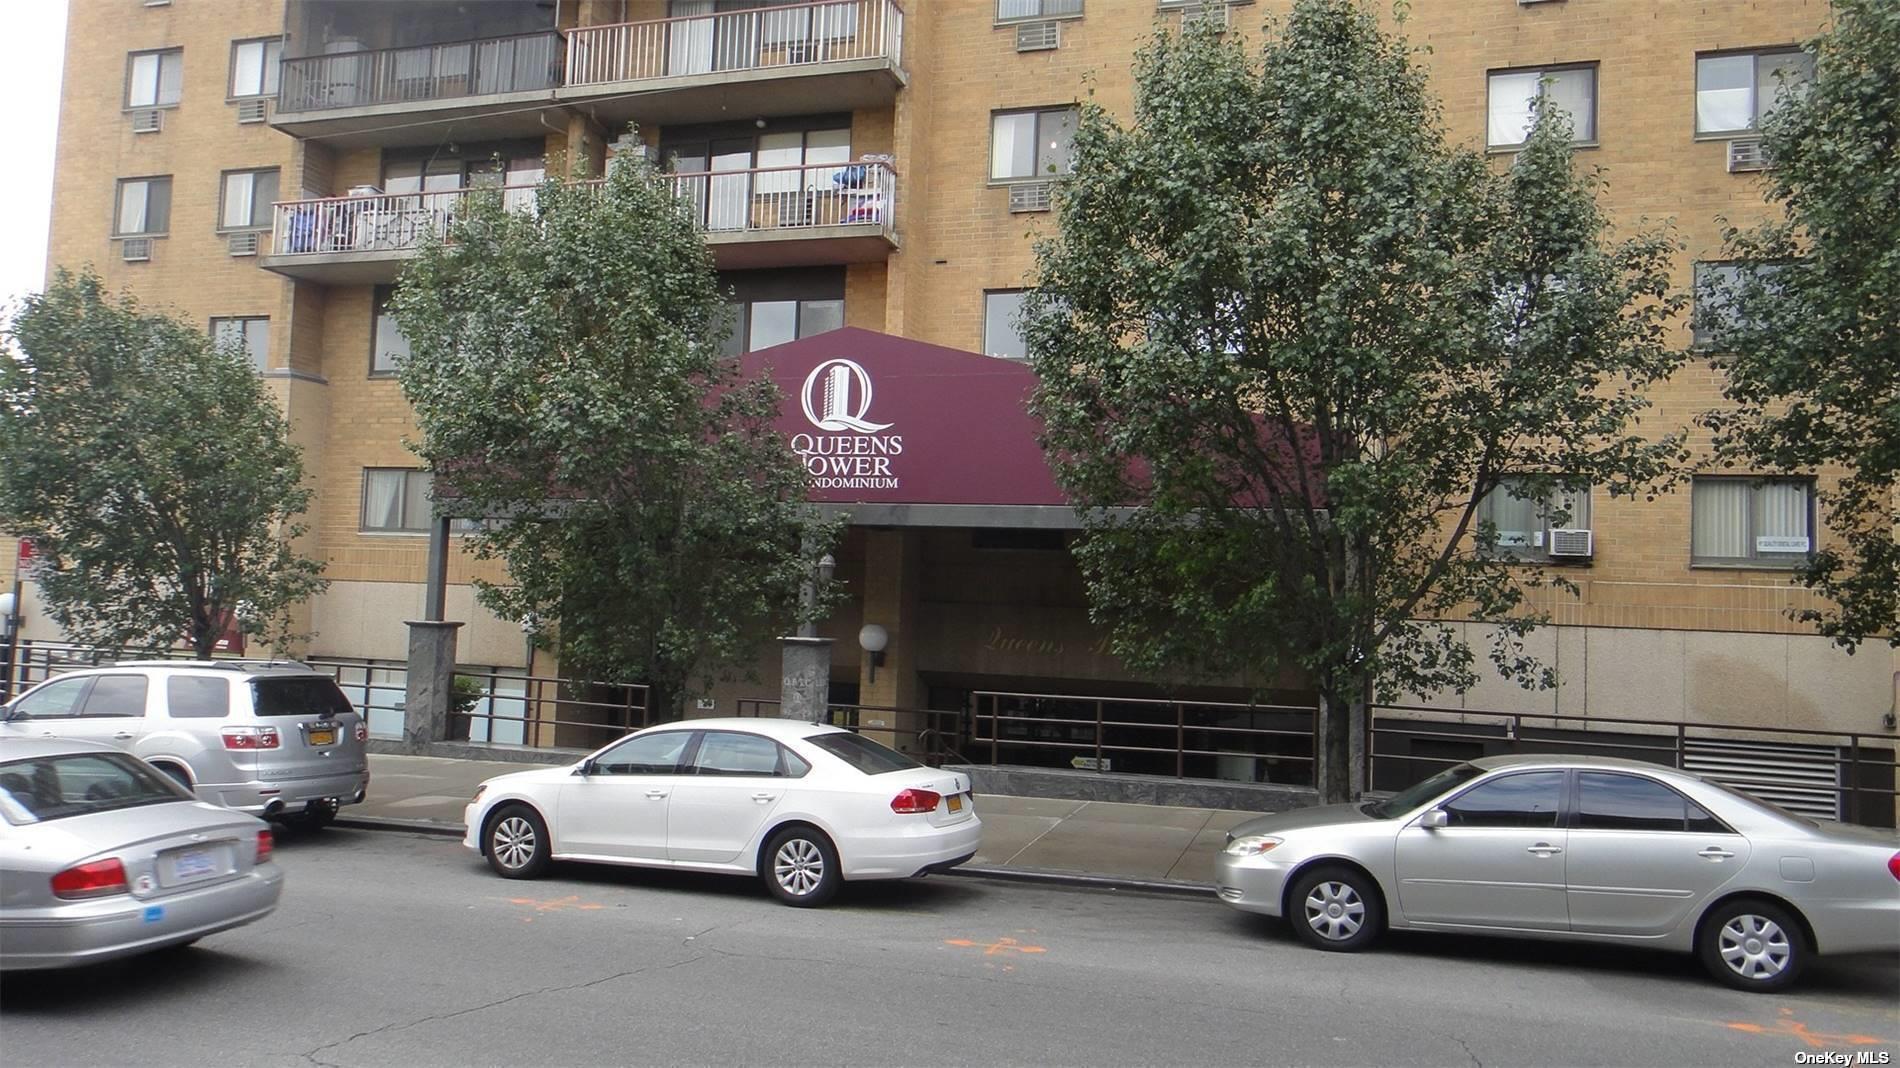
(1418, 809, 1449, 830)
(573, 759, 594, 777)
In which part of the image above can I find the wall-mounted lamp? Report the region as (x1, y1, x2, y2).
(817, 553, 836, 586)
(858, 623, 888, 683)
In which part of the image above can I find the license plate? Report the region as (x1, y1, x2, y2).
(174, 848, 216, 880)
(947, 794, 963, 813)
(307, 726, 336, 746)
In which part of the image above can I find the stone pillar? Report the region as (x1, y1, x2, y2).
(780, 636, 834, 724)
(404, 620, 464, 752)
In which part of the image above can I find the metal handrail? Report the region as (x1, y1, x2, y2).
(278, 29, 565, 113)
(565, 0, 903, 87)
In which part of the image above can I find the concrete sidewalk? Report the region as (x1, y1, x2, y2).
(350, 753, 1271, 891)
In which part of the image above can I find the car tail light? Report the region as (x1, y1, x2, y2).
(221, 726, 281, 750)
(354, 722, 368, 743)
(256, 829, 274, 864)
(890, 788, 941, 814)
(1889, 852, 1899, 883)
(51, 858, 129, 900)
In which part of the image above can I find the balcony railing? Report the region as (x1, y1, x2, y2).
(565, 0, 903, 88)
(278, 30, 565, 113)
(267, 161, 895, 259)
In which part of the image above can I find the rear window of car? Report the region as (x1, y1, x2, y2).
(806, 732, 922, 775)
(250, 677, 353, 718)
(0, 752, 191, 825)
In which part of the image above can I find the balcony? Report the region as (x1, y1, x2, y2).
(273, 30, 565, 146)
(257, 162, 898, 284)
(561, 0, 906, 127)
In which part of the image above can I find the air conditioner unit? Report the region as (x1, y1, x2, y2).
(237, 99, 270, 124)
(1727, 138, 1772, 173)
(1016, 21, 1060, 51)
(228, 231, 260, 256)
(1547, 528, 1594, 558)
(130, 109, 162, 134)
(1008, 180, 1054, 213)
(121, 238, 153, 263)
(1173, 0, 1232, 29)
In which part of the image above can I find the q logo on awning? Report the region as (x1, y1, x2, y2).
(801, 358, 892, 433)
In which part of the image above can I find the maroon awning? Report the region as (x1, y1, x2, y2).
(741, 328, 1068, 507)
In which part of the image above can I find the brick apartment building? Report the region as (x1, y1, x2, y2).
(11, 0, 1893, 812)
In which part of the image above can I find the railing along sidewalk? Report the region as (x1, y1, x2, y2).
(735, 698, 966, 765)
(972, 690, 1320, 785)
(565, 0, 903, 87)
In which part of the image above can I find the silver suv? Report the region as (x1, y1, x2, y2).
(0, 661, 369, 830)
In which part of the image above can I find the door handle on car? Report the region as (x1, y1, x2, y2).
(752, 792, 778, 803)
(1697, 847, 1735, 860)
(644, 790, 668, 800)
(1526, 843, 1563, 856)
(113, 731, 135, 740)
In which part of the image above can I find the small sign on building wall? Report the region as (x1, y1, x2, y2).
(1070, 756, 1111, 772)
(694, 697, 716, 711)
(1755, 536, 1811, 553)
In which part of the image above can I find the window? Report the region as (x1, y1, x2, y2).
(690, 732, 786, 776)
(0, 752, 187, 826)
(1441, 771, 1565, 828)
(372, 286, 412, 376)
(80, 675, 149, 718)
(1477, 478, 1591, 560)
(1487, 64, 1597, 149)
(219, 169, 278, 231)
(984, 289, 1028, 359)
(738, 298, 844, 353)
(361, 469, 434, 533)
(166, 676, 231, 719)
(1691, 476, 1815, 567)
(1575, 772, 1732, 833)
(1692, 261, 1783, 350)
(211, 317, 270, 373)
(990, 107, 1078, 181)
(997, 0, 1085, 20)
(126, 48, 183, 108)
(250, 677, 353, 718)
(114, 177, 172, 236)
(593, 730, 692, 775)
(229, 37, 283, 99)
(9, 677, 93, 720)
(1695, 49, 1812, 136)
(806, 731, 922, 774)
(714, 266, 848, 356)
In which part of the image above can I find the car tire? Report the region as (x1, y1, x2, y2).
(485, 804, 552, 880)
(281, 800, 338, 832)
(1287, 865, 1384, 952)
(1698, 898, 1807, 992)
(762, 825, 840, 908)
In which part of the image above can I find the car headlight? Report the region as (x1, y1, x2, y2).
(470, 784, 487, 804)
(1223, 835, 1284, 857)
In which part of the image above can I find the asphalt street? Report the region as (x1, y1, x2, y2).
(2, 827, 1894, 1068)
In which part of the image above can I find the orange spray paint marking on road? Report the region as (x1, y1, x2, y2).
(508, 895, 607, 914)
(1725, 1007, 1889, 1049)
(945, 936, 1047, 956)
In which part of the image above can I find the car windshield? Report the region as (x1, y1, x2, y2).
(251, 676, 353, 718)
(1363, 762, 1485, 819)
(0, 752, 191, 825)
(806, 731, 922, 774)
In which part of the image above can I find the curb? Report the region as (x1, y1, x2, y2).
(330, 815, 1217, 897)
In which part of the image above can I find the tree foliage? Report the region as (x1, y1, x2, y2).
(393, 149, 837, 717)
(1698, 0, 1899, 649)
(0, 271, 326, 657)
(1025, 0, 1685, 799)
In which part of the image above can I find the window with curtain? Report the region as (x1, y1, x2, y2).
(1477, 477, 1592, 560)
(210, 317, 269, 373)
(361, 469, 435, 533)
(219, 169, 279, 231)
(990, 108, 1079, 181)
(371, 287, 412, 377)
(229, 37, 283, 99)
(984, 289, 1029, 359)
(126, 49, 184, 108)
(114, 177, 173, 236)
(1691, 477, 1814, 567)
(1695, 49, 1812, 136)
(1487, 64, 1597, 149)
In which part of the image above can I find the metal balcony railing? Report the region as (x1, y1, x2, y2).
(277, 30, 565, 113)
(565, 0, 904, 87)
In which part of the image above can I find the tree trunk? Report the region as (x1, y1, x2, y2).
(1315, 686, 1368, 804)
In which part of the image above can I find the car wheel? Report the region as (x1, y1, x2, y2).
(281, 800, 338, 832)
(762, 826, 840, 908)
(485, 804, 551, 880)
(1699, 898, 1807, 992)
(1287, 865, 1384, 952)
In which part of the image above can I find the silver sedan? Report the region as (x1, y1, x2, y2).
(0, 737, 284, 971)
(1216, 754, 1900, 991)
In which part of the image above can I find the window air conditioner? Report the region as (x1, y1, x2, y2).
(121, 238, 153, 262)
(237, 99, 270, 124)
(1008, 181, 1054, 213)
(228, 231, 260, 256)
(1547, 528, 1594, 558)
(1016, 21, 1060, 51)
(1727, 139, 1771, 173)
(130, 109, 162, 134)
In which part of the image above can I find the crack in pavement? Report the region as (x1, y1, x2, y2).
(297, 956, 701, 1067)
(1449, 1033, 1482, 1068)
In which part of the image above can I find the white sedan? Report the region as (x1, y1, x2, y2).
(463, 718, 981, 906)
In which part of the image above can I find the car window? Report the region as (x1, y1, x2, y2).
(80, 675, 149, 718)
(250, 677, 353, 718)
(806, 731, 922, 775)
(0, 752, 190, 825)
(691, 731, 783, 777)
(166, 676, 232, 719)
(1575, 771, 1683, 831)
(1442, 771, 1565, 828)
(8, 676, 94, 721)
(593, 731, 691, 775)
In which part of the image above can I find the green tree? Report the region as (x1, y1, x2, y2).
(1025, 2, 1685, 801)
(0, 271, 327, 658)
(392, 150, 837, 719)
(1698, 0, 1898, 649)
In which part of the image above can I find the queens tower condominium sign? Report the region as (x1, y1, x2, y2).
(794, 358, 902, 491)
